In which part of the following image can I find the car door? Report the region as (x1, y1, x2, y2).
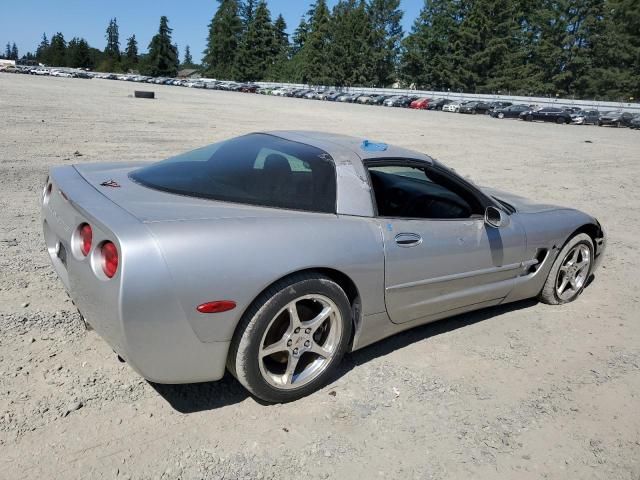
(366, 161, 527, 325)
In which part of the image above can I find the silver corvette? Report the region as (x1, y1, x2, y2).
(42, 131, 606, 402)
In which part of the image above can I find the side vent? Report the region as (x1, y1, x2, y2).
(528, 248, 548, 274)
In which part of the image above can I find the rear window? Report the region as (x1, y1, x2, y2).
(130, 133, 337, 213)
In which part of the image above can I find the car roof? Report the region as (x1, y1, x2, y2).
(264, 130, 433, 164)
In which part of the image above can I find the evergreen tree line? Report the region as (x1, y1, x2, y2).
(1, 42, 20, 60)
(204, 0, 638, 99)
(203, 0, 403, 88)
(28, 16, 194, 77)
(6, 0, 639, 100)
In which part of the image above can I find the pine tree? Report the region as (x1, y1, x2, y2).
(105, 18, 121, 59)
(67, 38, 93, 68)
(291, 17, 309, 56)
(4, 43, 10, 59)
(456, 0, 526, 93)
(240, 0, 257, 30)
(401, 0, 464, 90)
(48, 33, 67, 66)
(234, 0, 275, 81)
(10, 42, 18, 60)
(125, 35, 139, 65)
(183, 45, 195, 67)
(299, 0, 333, 85)
(584, 0, 639, 100)
(367, 0, 403, 87)
(267, 14, 290, 80)
(36, 33, 50, 64)
(147, 16, 179, 76)
(203, 0, 242, 78)
(330, 0, 374, 87)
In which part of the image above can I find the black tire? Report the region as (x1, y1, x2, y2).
(134, 90, 155, 99)
(556, 117, 565, 124)
(526, 114, 533, 121)
(228, 273, 352, 403)
(539, 233, 594, 305)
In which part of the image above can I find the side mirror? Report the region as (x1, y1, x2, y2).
(485, 206, 510, 228)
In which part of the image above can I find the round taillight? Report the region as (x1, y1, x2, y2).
(79, 223, 92, 256)
(101, 241, 118, 278)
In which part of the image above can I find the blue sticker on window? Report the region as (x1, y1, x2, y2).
(361, 140, 388, 152)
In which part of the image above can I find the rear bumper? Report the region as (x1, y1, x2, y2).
(42, 166, 229, 384)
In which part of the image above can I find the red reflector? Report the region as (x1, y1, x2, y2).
(79, 223, 92, 256)
(197, 300, 236, 314)
(101, 241, 118, 278)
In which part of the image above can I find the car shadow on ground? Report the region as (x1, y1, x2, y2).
(150, 298, 539, 413)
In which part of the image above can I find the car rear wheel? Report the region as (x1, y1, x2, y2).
(556, 117, 565, 124)
(539, 233, 594, 305)
(526, 114, 533, 121)
(228, 273, 352, 403)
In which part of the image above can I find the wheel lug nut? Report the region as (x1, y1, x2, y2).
(304, 340, 310, 347)
(293, 348, 299, 355)
(305, 328, 311, 334)
(294, 328, 300, 334)
(287, 339, 292, 347)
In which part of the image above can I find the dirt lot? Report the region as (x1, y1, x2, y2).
(1, 73, 639, 479)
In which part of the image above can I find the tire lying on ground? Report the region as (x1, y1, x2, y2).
(134, 90, 155, 99)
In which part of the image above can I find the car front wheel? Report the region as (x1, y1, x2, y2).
(540, 233, 594, 305)
(228, 273, 352, 403)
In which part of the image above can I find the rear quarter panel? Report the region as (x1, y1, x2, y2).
(145, 213, 385, 343)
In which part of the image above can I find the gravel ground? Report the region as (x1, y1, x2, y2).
(1, 73, 639, 479)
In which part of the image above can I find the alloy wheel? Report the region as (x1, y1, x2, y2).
(258, 294, 343, 390)
(555, 244, 591, 301)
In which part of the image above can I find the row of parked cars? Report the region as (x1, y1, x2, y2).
(2, 65, 92, 78)
(4, 65, 638, 128)
(259, 87, 640, 128)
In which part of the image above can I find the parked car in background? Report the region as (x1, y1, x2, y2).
(326, 92, 347, 101)
(241, 84, 258, 93)
(520, 107, 572, 124)
(427, 98, 454, 110)
(488, 101, 512, 112)
(315, 91, 335, 100)
(490, 104, 530, 119)
(598, 111, 634, 127)
(387, 95, 417, 107)
(630, 114, 640, 130)
(459, 101, 491, 115)
(571, 110, 600, 125)
(72, 71, 92, 79)
(409, 97, 430, 109)
(442, 101, 464, 113)
(356, 95, 373, 104)
(369, 94, 390, 105)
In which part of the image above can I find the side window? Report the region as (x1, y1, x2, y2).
(254, 148, 312, 172)
(367, 164, 484, 220)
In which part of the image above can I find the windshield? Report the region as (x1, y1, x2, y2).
(130, 133, 337, 213)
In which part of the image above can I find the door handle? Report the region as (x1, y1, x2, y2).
(395, 233, 423, 247)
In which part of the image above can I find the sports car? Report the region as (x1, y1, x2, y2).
(41, 131, 606, 403)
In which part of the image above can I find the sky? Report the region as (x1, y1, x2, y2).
(1, 1, 423, 62)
